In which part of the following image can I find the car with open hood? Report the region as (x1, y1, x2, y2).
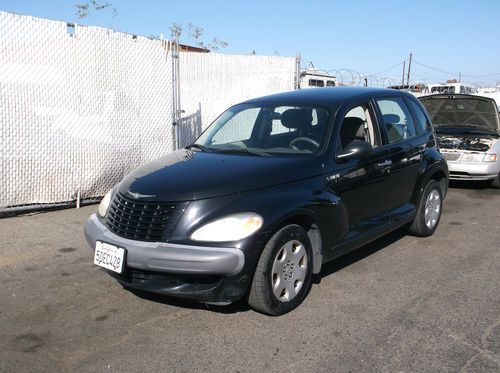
(84, 87, 448, 315)
(419, 94, 500, 187)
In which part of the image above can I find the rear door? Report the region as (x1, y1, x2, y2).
(374, 97, 425, 212)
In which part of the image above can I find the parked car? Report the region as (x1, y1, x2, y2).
(419, 94, 500, 188)
(84, 87, 449, 315)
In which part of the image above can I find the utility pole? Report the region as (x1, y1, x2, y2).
(406, 53, 412, 86)
(459, 71, 461, 83)
(402, 61, 406, 86)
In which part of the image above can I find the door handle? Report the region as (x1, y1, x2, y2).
(377, 159, 392, 168)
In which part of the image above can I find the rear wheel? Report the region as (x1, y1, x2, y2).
(409, 179, 443, 237)
(248, 224, 313, 316)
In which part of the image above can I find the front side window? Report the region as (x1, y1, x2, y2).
(377, 98, 417, 143)
(195, 104, 331, 155)
(338, 104, 380, 150)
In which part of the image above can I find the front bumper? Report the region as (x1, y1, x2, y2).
(84, 214, 244, 275)
(84, 214, 249, 303)
(447, 161, 500, 181)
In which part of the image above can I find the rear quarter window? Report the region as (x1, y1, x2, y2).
(406, 99, 431, 135)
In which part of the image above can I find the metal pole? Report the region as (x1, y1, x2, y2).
(175, 38, 181, 148)
(402, 61, 406, 86)
(171, 38, 179, 150)
(295, 53, 301, 90)
(406, 53, 412, 86)
(459, 71, 461, 83)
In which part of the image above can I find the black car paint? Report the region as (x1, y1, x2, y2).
(120, 150, 324, 202)
(109, 87, 448, 303)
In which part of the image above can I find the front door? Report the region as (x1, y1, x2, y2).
(325, 102, 392, 246)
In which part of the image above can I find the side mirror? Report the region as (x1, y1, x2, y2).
(337, 140, 373, 161)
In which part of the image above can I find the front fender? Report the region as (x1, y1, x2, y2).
(169, 178, 345, 270)
(411, 148, 449, 205)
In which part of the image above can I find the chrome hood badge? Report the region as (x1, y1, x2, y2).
(127, 191, 156, 199)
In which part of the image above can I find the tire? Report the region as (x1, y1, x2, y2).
(247, 224, 313, 316)
(490, 173, 500, 189)
(409, 179, 443, 237)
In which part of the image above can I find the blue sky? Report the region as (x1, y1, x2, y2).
(2, 0, 500, 86)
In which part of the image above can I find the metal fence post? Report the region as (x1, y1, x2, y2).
(171, 39, 179, 150)
(295, 53, 301, 90)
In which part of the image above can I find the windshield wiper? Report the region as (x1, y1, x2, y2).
(215, 148, 270, 156)
(185, 144, 216, 152)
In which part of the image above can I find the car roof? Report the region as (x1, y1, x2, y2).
(243, 87, 413, 107)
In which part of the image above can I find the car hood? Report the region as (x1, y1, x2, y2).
(118, 149, 323, 201)
(419, 94, 500, 133)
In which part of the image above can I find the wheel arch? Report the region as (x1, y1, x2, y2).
(270, 213, 323, 275)
(429, 170, 448, 198)
(413, 151, 449, 205)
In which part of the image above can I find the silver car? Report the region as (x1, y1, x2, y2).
(420, 94, 500, 188)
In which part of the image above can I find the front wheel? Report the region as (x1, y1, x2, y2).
(247, 224, 313, 316)
(409, 179, 443, 237)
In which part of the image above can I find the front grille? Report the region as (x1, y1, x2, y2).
(105, 192, 186, 242)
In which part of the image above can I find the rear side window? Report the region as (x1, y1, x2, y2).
(406, 99, 430, 135)
(376, 98, 417, 143)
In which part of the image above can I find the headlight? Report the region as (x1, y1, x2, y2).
(190, 213, 263, 242)
(459, 153, 484, 162)
(483, 153, 497, 162)
(98, 189, 113, 217)
(459, 153, 497, 162)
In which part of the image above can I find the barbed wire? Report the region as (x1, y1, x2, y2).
(304, 65, 498, 89)
(311, 67, 398, 87)
(307, 57, 500, 88)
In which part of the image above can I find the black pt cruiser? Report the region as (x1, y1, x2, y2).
(85, 87, 449, 315)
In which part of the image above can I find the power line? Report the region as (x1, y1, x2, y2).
(368, 60, 406, 76)
(413, 60, 500, 78)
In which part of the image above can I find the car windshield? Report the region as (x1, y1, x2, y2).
(193, 103, 331, 156)
(420, 96, 500, 133)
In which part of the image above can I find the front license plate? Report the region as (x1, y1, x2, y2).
(94, 241, 125, 274)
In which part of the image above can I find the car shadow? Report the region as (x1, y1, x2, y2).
(125, 287, 251, 314)
(125, 227, 409, 314)
(313, 226, 408, 283)
(449, 179, 493, 190)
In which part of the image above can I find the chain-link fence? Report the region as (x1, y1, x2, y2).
(0, 12, 173, 212)
(0, 12, 297, 214)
